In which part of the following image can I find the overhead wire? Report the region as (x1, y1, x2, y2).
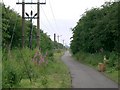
(26, 2, 53, 42)
(41, 0, 63, 41)
(41, 5, 55, 32)
(40, 20, 51, 31)
(28, 1, 49, 31)
(49, 0, 68, 44)
(49, 0, 65, 43)
(49, 0, 59, 32)
(49, 0, 60, 40)
(30, 2, 52, 37)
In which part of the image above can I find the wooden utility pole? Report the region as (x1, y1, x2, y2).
(16, 0, 46, 49)
(54, 33, 56, 49)
(19, 0, 25, 48)
(57, 35, 62, 43)
(54, 33, 56, 42)
(63, 40, 64, 46)
(63, 40, 64, 49)
(22, 1, 25, 48)
(37, 1, 40, 49)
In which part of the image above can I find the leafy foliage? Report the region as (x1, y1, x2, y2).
(2, 48, 71, 88)
(70, 1, 120, 72)
(2, 4, 58, 51)
(2, 48, 53, 87)
(70, 2, 119, 54)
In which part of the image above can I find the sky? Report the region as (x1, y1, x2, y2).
(2, 0, 114, 46)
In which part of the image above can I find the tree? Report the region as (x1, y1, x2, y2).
(70, 1, 119, 54)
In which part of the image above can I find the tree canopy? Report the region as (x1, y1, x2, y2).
(70, 2, 119, 54)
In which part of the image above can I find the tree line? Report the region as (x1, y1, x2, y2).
(2, 3, 63, 52)
(70, 1, 120, 54)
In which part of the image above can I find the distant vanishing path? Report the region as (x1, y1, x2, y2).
(61, 51, 118, 88)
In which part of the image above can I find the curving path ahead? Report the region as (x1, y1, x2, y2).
(61, 51, 118, 88)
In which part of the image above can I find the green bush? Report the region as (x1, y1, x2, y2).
(2, 47, 55, 88)
(2, 56, 23, 87)
(108, 52, 119, 70)
(56, 49, 62, 53)
(75, 52, 103, 66)
(74, 51, 119, 71)
(47, 50, 54, 58)
(2, 48, 38, 87)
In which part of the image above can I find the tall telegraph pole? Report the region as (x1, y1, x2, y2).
(54, 33, 56, 42)
(37, 0, 40, 49)
(16, 0, 46, 49)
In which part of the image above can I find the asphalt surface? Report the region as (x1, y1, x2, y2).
(61, 51, 118, 88)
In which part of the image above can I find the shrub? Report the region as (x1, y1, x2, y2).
(2, 57, 22, 87)
(2, 47, 55, 88)
(2, 48, 40, 87)
(108, 52, 119, 70)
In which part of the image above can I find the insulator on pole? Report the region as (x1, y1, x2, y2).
(25, 13, 29, 17)
(30, 10, 33, 16)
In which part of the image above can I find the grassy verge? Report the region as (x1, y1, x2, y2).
(2, 48, 71, 88)
(16, 50, 71, 88)
(0, 62, 1, 89)
(105, 69, 119, 84)
(19, 53, 71, 88)
(73, 52, 119, 84)
(0, 49, 2, 89)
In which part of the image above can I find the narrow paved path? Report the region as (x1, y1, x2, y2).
(61, 51, 118, 88)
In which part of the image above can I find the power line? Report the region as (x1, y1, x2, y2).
(16, 0, 46, 48)
(49, 0, 58, 31)
(26, 3, 51, 33)
(41, 6, 55, 31)
(40, 20, 51, 31)
(31, 6, 53, 36)
(49, 0, 67, 44)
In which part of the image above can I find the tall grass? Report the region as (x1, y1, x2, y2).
(0, 48, 2, 89)
(74, 51, 119, 83)
(16, 49, 71, 88)
(2, 48, 71, 88)
(2, 48, 40, 87)
(75, 52, 103, 67)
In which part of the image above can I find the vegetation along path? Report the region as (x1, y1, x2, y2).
(61, 51, 118, 88)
